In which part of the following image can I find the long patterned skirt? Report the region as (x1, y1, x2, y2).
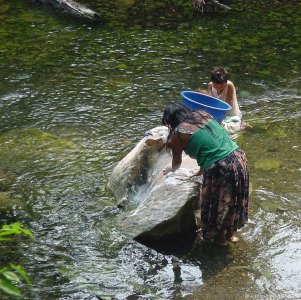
(201, 148, 249, 240)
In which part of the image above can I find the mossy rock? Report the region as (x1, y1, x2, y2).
(0, 128, 76, 153)
(0, 168, 15, 191)
(236, 132, 245, 146)
(248, 122, 270, 134)
(247, 119, 288, 140)
(272, 130, 287, 139)
(254, 159, 282, 171)
(116, 0, 135, 10)
(259, 201, 280, 213)
(0, 192, 24, 212)
(0, 128, 78, 175)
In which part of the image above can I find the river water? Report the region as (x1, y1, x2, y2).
(0, 0, 300, 299)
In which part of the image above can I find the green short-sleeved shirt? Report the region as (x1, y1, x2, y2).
(184, 119, 238, 169)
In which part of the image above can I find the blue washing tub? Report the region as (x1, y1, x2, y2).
(181, 91, 231, 123)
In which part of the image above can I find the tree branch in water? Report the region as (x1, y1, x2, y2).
(192, 0, 231, 12)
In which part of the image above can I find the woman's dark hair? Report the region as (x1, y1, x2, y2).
(211, 66, 228, 84)
(162, 103, 212, 130)
(162, 103, 194, 130)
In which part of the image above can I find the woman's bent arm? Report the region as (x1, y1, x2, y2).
(163, 132, 184, 174)
(171, 146, 183, 171)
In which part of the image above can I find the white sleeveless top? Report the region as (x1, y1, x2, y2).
(210, 80, 241, 117)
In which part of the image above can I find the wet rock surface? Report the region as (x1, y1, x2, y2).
(107, 127, 202, 244)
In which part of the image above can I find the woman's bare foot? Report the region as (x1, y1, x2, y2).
(226, 231, 239, 243)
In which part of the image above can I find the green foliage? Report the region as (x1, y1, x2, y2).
(0, 222, 33, 241)
(0, 223, 32, 297)
(0, 264, 31, 297)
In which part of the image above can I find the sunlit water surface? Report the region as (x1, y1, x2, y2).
(0, 1, 300, 299)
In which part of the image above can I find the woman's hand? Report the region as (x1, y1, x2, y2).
(192, 167, 203, 177)
(196, 88, 208, 94)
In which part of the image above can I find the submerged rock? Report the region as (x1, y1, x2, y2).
(0, 192, 25, 212)
(107, 127, 202, 243)
(0, 128, 78, 175)
(0, 169, 14, 191)
(254, 159, 282, 171)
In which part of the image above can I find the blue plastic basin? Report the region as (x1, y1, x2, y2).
(181, 91, 231, 123)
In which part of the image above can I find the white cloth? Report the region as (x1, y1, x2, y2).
(222, 116, 242, 140)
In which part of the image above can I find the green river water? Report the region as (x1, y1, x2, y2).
(0, 0, 300, 299)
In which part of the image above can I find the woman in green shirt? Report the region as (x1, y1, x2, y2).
(162, 103, 249, 245)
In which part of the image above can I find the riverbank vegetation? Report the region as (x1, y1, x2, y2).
(0, 223, 32, 297)
(31, 0, 300, 25)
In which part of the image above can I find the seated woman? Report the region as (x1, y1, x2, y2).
(162, 103, 249, 245)
(197, 67, 247, 139)
(197, 66, 241, 117)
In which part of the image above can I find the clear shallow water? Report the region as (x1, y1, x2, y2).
(0, 0, 301, 299)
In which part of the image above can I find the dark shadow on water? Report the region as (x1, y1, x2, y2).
(135, 231, 232, 257)
(135, 232, 235, 284)
(135, 232, 197, 256)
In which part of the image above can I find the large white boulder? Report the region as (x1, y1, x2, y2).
(107, 127, 202, 242)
